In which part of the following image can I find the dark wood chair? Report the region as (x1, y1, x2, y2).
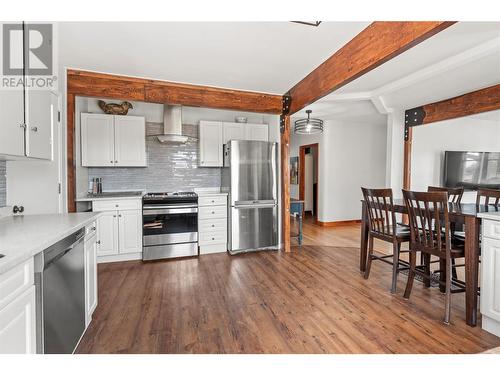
(427, 186, 465, 278)
(476, 188, 500, 206)
(427, 186, 464, 203)
(361, 187, 411, 294)
(402, 190, 466, 324)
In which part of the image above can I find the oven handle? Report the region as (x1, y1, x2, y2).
(143, 207, 198, 215)
(143, 204, 198, 210)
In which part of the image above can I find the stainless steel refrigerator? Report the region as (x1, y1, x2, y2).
(222, 140, 279, 254)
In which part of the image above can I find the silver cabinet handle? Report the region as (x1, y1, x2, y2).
(113, 215, 116, 218)
(91, 226, 96, 231)
(119, 214, 122, 217)
(19, 123, 26, 129)
(96, 240, 101, 244)
(110, 161, 114, 164)
(31, 126, 38, 132)
(115, 160, 118, 163)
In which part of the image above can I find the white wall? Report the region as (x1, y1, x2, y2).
(290, 119, 387, 222)
(411, 112, 500, 203)
(385, 110, 405, 198)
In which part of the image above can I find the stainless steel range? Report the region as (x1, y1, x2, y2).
(142, 192, 198, 260)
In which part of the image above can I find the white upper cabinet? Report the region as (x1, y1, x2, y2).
(81, 113, 146, 167)
(199, 121, 223, 167)
(25, 90, 53, 159)
(199, 121, 268, 168)
(81, 113, 115, 167)
(223, 122, 245, 144)
(0, 90, 25, 157)
(114, 115, 146, 167)
(245, 123, 269, 141)
(0, 22, 53, 161)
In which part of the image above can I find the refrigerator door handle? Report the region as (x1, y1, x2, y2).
(234, 203, 277, 209)
(235, 200, 276, 206)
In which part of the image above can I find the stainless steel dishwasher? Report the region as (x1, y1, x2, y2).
(34, 228, 86, 354)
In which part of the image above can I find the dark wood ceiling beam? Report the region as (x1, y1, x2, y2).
(405, 84, 500, 126)
(286, 21, 456, 114)
(67, 69, 283, 114)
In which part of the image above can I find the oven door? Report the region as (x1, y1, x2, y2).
(143, 205, 198, 246)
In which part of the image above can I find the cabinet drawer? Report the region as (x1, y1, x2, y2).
(199, 230, 227, 245)
(199, 205, 227, 219)
(92, 199, 141, 212)
(85, 221, 97, 238)
(0, 258, 34, 311)
(198, 195, 227, 207)
(199, 218, 227, 233)
(483, 220, 500, 240)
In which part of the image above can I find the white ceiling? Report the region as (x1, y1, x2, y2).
(58, 21, 500, 123)
(57, 21, 369, 94)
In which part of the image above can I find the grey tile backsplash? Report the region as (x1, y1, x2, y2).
(0, 161, 6, 207)
(88, 123, 221, 192)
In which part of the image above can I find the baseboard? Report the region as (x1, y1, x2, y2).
(315, 219, 361, 227)
(97, 252, 142, 264)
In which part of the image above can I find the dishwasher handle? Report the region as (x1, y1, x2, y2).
(43, 228, 85, 269)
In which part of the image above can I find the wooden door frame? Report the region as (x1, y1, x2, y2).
(298, 143, 319, 218)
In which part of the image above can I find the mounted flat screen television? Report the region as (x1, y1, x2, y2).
(444, 151, 500, 190)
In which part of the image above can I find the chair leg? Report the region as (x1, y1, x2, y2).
(364, 235, 374, 279)
(390, 241, 399, 294)
(423, 253, 431, 288)
(451, 258, 458, 280)
(444, 256, 452, 325)
(439, 259, 446, 293)
(404, 249, 416, 299)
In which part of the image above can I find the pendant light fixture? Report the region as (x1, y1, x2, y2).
(294, 110, 323, 135)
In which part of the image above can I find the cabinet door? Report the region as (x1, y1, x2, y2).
(245, 123, 268, 141)
(84, 235, 98, 325)
(25, 89, 53, 159)
(114, 115, 146, 167)
(223, 122, 245, 144)
(81, 113, 115, 167)
(481, 237, 500, 321)
(199, 121, 223, 167)
(96, 211, 119, 256)
(0, 90, 25, 157)
(0, 286, 36, 354)
(118, 210, 143, 254)
(0, 22, 25, 158)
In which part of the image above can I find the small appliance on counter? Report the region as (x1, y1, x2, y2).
(90, 178, 103, 195)
(142, 191, 198, 261)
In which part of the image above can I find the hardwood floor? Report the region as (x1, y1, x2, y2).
(76, 216, 500, 354)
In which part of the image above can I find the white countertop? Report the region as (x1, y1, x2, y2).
(478, 211, 500, 221)
(0, 212, 101, 274)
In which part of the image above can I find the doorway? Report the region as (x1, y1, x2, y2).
(299, 143, 319, 220)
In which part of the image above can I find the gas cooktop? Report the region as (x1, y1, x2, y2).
(143, 191, 198, 203)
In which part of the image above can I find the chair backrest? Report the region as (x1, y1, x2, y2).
(427, 186, 464, 204)
(476, 188, 500, 206)
(361, 187, 397, 238)
(402, 190, 451, 253)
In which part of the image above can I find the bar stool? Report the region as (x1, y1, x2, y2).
(361, 188, 411, 294)
(402, 190, 466, 324)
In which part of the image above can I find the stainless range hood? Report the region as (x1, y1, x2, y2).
(157, 105, 188, 144)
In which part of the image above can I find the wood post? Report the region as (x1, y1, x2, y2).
(281, 115, 291, 253)
(67, 93, 76, 213)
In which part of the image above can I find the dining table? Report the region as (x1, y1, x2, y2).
(360, 199, 500, 327)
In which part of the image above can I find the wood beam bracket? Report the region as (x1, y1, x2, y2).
(404, 106, 425, 139)
(280, 94, 292, 133)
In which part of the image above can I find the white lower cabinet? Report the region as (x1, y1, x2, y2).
(84, 226, 98, 325)
(93, 199, 142, 261)
(0, 286, 36, 354)
(0, 257, 36, 355)
(481, 223, 500, 337)
(198, 194, 228, 255)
